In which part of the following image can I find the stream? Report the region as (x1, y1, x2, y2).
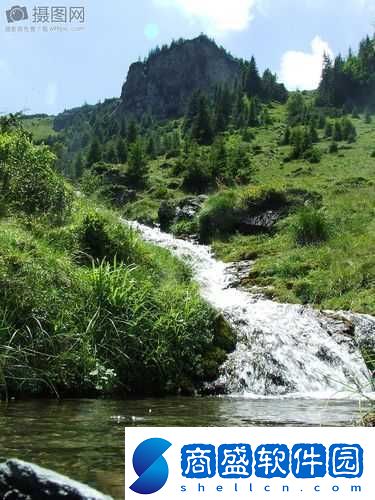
(127, 221, 374, 398)
(0, 221, 373, 499)
(0, 397, 371, 499)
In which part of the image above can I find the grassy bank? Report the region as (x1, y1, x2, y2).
(0, 122, 234, 399)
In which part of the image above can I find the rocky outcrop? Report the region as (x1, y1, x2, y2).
(0, 459, 113, 500)
(119, 35, 241, 119)
(158, 195, 207, 230)
(238, 209, 285, 234)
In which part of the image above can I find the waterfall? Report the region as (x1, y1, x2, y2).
(125, 220, 374, 399)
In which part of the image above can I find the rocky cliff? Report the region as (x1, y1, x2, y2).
(119, 35, 242, 119)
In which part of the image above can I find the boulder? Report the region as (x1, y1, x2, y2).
(0, 459, 113, 500)
(238, 209, 284, 234)
(175, 196, 207, 222)
(158, 196, 207, 230)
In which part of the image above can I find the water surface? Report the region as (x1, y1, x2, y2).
(0, 397, 369, 499)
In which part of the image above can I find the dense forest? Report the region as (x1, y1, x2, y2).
(318, 34, 375, 109)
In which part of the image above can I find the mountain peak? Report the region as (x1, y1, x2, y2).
(119, 35, 241, 119)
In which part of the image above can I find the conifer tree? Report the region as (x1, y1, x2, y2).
(245, 56, 262, 97)
(117, 137, 128, 163)
(191, 94, 214, 145)
(74, 153, 84, 179)
(127, 140, 148, 188)
(87, 137, 102, 166)
(127, 120, 138, 144)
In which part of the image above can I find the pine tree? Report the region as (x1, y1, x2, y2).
(282, 127, 291, 145)
(127, 140, 148, 188)
(74, 153, 84, 179)
(184, 91, 201, 132)
(364, 109, 372, 124)
(120, 119, 127, 138)
(287, 92, 306, 126)
(245, 56, 262, 97)
(333, 121, 343, 141)
(325, 121, 333, 138)
(309, 123, 319, 143)
(87, 137, 102, 166)
(210, 136, 227, 179)
(127, 120, 138, 144)
(105, 144, 118, 164)
(214, 85, 232, 133)
(191, 94, 214, 145)
(248, 97, 260, 126)
(146, 135, 156, 158)
(117, 137, 128, 163)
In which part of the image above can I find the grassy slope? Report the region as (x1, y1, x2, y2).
(214, 105, 375, 313)
(122, 104, 375, 314)
(0, 192, 233, 397)
(24, 107, 375, 314)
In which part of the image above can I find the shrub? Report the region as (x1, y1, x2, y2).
(181, 145, 212, 193)
(171, 219, 198, 237)
(182, 160, 212, 193)
(239, 185, 287, 212)
(292, 208, 330, 246)
(0, 130, 72, 220)
(198, 190, 239, 242)
(304, 147, 322, 163)
(329, 142, 338, 154)
(198, 185, 288, 242)
(75, 210, 143, 265)
(0, 206, 226, 398)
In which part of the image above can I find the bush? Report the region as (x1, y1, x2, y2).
(292, 208, 330, 246)
(305, 147, 322, 163)
(0, 130, 72, 221)
(75, 210, 144, 265)
(171, 219, 198, 237)
(182, 160, 212, 193)
(198, 190, 239, 242)
(239, 185, 287, 212)
(0, 205, 227, 398)
(329, 142, 338, 154)
(198, 185, 288, 242)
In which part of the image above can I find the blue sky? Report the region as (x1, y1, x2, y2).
(0, 0, 374, 115)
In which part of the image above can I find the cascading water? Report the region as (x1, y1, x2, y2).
(126, 220, 374, 399)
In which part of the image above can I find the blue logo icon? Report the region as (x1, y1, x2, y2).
(130, 438, 172, 495)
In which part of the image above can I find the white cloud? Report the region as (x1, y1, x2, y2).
(45, 82, 58, 107)
(280, 36, 334, 91)
(154, 0, 258, 35)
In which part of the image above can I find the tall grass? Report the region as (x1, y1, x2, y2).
(0, 202, 227, 398)
(292, 208, 330, 246)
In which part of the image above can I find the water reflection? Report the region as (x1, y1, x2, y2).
(0, 397, 368, 499)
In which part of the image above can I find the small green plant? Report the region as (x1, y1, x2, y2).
(329, 142, 338, 154)
(198, 190, 239, 242)
(292, 208, 330, 246)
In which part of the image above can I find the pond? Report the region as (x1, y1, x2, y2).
(0, 397, 369, 499)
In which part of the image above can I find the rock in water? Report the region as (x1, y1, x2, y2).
(0, 459, 113, 500)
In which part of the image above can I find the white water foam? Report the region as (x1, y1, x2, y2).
(125, 221, 374, 400)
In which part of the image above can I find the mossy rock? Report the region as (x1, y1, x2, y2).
(214, 314, 237, 353)
(200, 315, 236, 383)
